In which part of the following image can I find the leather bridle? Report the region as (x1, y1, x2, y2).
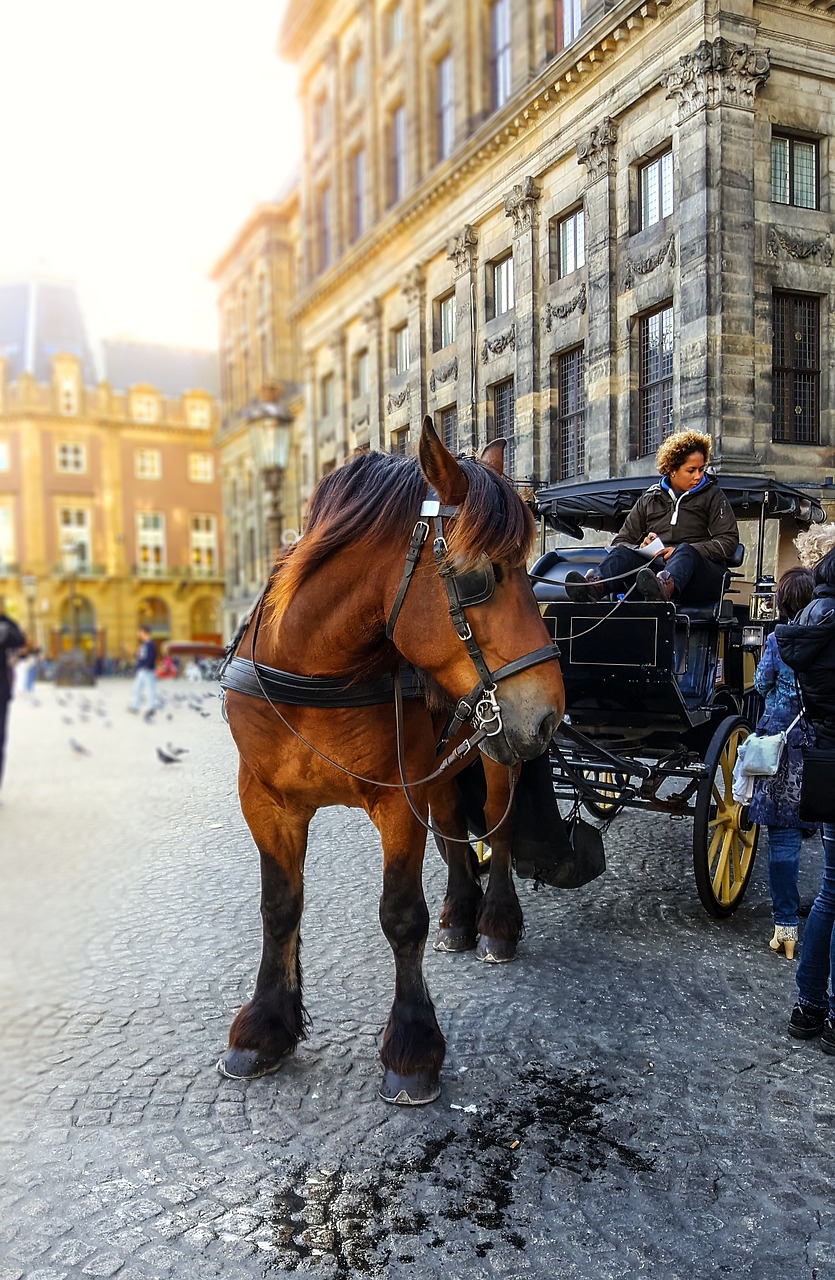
(386, 491, 560, 745)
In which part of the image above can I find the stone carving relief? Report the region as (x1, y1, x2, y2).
(576, 118, 618, 185)
(504, 177, 542, 236)
(543, 285, 587, 332)
(401, 265, 425, 305)
(447, 225, 478, 276)
(386, 386, 411, 414)
(661, 38, 771, 120)
(360, 298, 381, 329)
(429, 357, 459, 392)
(481, 325, 516, 363)
(766, 227, 833, 266)
(623, 235, 677, 292)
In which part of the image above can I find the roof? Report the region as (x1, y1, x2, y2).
(0, 278, 98, 385)
(534, 474, 827, 540)
(101, 339, 219, 398)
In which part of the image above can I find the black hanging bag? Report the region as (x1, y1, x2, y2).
(799, 746, 835, 824)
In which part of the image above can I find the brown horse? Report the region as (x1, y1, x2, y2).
(219, 417, 565, 1104)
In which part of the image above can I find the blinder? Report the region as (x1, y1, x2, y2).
(446, 554, 496, 608)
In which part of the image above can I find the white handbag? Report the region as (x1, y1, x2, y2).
(739, 712, 802, 778)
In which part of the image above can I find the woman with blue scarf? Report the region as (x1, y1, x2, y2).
(566, 430, 739, 604)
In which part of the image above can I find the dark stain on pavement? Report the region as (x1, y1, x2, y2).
(265, 1062, 652, 1274)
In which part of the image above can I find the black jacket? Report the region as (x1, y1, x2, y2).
(0, 614, 26, 703)
(775, 586, 835, 749)
(611, 475, 739, 563)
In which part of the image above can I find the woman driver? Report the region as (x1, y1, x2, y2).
(565, 429, 739, 605)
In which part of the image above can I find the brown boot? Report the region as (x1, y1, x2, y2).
(565, 569, 605, 603)
(637, 567, 675, 602)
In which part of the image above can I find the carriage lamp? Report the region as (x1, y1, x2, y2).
(742, 624, 765, 651)
(247, 395, 293, 569)
(55, 539, 95, 687)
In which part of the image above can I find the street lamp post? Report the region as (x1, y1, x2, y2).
(56, 540, 95, 687)
(246, 394, 293, 574)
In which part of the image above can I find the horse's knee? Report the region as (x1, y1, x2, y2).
(379, 890, 429, 950)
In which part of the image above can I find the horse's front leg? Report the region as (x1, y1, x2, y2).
(218, 767, 312, 1080)
(372, 798, 446, 1105)
(476, 759, 524, 964)
(428, 775, 483, 953)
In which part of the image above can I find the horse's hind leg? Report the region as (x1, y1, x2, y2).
(476, 761, 524, 964)
(372, 799, 446, 1105)
(218, 769, 312, 1080)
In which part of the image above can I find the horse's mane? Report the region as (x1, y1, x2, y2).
(267, 449, 535, 616)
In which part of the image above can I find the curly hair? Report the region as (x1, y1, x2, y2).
(654, 430, 711, 475)
(794, 522, 835, 569)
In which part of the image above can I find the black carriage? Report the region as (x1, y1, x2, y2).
(529, 475, 826, 918)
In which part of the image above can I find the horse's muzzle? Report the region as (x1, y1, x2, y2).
(480, 705, 561, 765)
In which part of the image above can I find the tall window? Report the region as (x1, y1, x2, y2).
(59, 508, 91, 569)
(346, 50, 364, 100)
(553, 207, 585, 279)
(190, 515, 218, 576)
(313, 93, 330, 144)
(57, 443, 86, 474)
(317, 183, 332, 272)
(491, 254, 515, 318)
(135, 448, 162, 480)
(188, 453, 214, 483)
(439, 404, 458, 455)
(556, 0, 582, 49)
(132, 393, 159, 424)
(186, 398, 211, 428)
(771, 134, 818, 209)
(436, 54, 454, 162)
(490, 0, 512, 111)
(353, 349, 369, 398)
(392, 427, 410, 455)
(639, 149, 674, 230)
(393, 323, 410, 375)
(389, 104, 407, 205)
(350, 147, 366, 242)
(490, 378, 515, 474)
(385, 0, 404, 52)
(772, 293, 820, 445)
(555, 347, 586, 479)
(136, 512, 165, 577)
(639, 305, 674, 456)
(436, 292, 456, 349)
(0, 504, 14, 570)
(0, 440, 8, 471)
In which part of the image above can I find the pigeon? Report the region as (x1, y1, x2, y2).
(166, 743, 188, 757)
(156, 747, 181, 764)
(69, 739, 91, 757)
(62, 716, 74, 725)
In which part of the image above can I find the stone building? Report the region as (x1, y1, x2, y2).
(0, 277, 224, 662)
(276, 0, 834, 519)
(211, 181, 304, 638)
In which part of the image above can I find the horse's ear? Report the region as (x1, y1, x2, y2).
(418, 415, 469, 505)
(480, 437, 506, 476)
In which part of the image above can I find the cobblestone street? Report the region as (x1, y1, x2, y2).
(1, 677, 833, 1280)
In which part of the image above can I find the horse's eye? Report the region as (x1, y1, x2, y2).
(491, 564, 504, 584)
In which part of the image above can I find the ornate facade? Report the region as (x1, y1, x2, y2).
(275, 0, 834, 522)
(0, 280, 223, 660)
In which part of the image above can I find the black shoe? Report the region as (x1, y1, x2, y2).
(564, 570, 605, 604)
(788, 1002, 826, 1039)
(637, 567, 675, 602)
(821, 1019, 835, 1055)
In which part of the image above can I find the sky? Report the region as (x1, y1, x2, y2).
(0, 1, 301, 352)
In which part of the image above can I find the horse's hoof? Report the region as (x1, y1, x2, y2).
(379, 1069, 441, 1106)
(476, 934, 517, 964)
(217, 1047, 284, 1080)
(433, 927, 477, 952)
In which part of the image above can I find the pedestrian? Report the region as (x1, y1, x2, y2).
(128, 625, 158, 721)
(564, 430, 739, 605)
(748, 568, 815, 959)
(0, 600, 26, 796)
(777, 546, 835, 1051)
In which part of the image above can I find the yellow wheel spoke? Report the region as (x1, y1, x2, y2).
(711, 827, 734, 900)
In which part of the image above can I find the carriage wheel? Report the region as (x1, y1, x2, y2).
(692, 716, 759, 918)
(581, 770, 629, 821)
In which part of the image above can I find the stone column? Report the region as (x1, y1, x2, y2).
(447, 225, 479, 453)
(576, 117, 618, 477)
(662, 37, 770, 465)
(328, 329, 349, 463)
(402, 264, 427, 435)
(504, 177, 542, 480)
(301, 351, 318, 493)
(360, 298, 384, 451)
